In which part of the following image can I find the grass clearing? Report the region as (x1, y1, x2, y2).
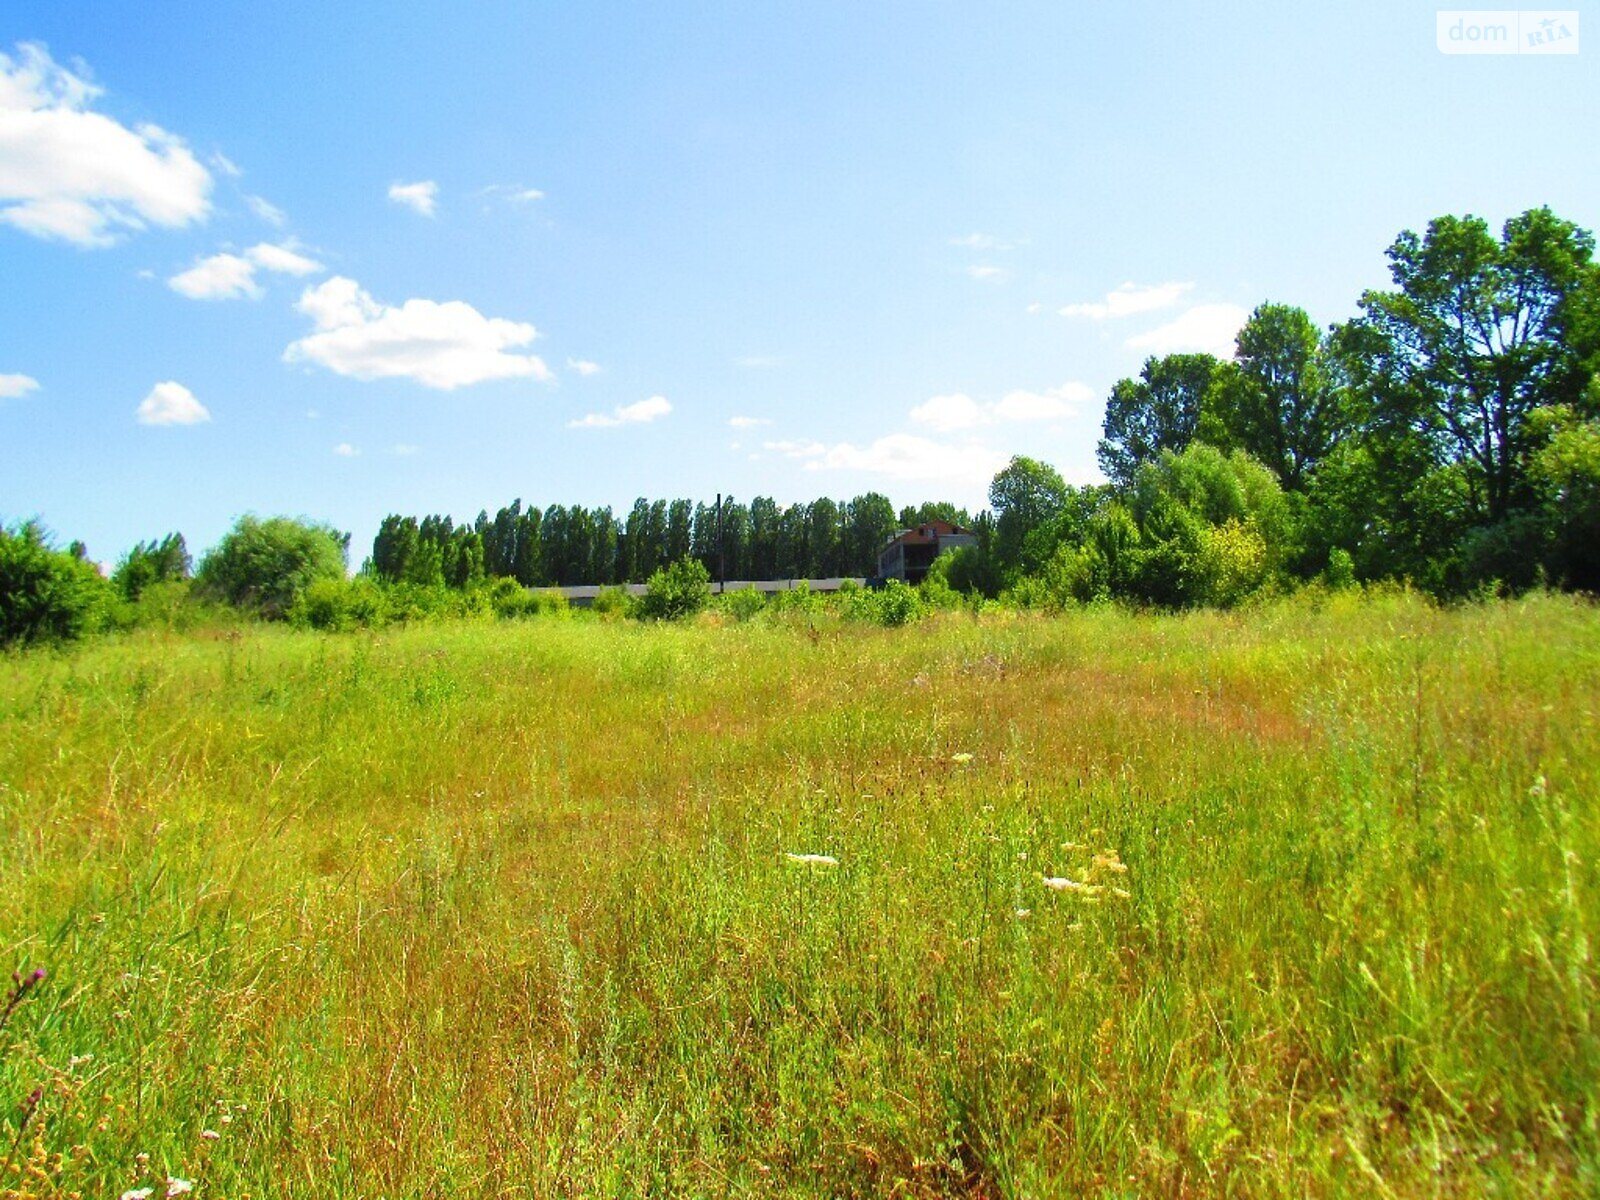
(1, 592, 1598, 1196)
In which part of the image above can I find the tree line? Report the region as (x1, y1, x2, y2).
(956, 206, 1600, 606)
(3, 206, 1597, 646)
(365, 495, 979, 589)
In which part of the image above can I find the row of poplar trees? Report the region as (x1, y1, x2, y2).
(367, 496, 977, 588)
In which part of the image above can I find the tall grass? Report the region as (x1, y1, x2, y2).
(1, 592, 1596, 1196)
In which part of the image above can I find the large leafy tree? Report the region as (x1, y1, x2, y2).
(1098, 353, 1221, 488)
(989, 455, 1069, 576)
(196, 516, 347, 618)
(1202, 304, 1347, 490)
(1352, 207, 1600, 527)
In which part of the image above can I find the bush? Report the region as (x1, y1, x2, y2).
(639, 556, 711, 620)
(590, 586, 636, 620)
(0, 521, 111, 646)
(715, 586, 768, 623)
(196, 516, 348, 619)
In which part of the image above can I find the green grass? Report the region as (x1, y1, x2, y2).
(1, 592, 1597, 1197)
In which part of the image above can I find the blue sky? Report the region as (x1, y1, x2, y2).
(2, 1, 1594, 567)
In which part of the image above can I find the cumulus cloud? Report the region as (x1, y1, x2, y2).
(728, 415, 771, 429)
(568, 395, 672, 429)
(0, 372, 40, 399)
(284, 276, 551, 390)
(333, 442, 359, 457)
(136, 380, 209, 426)
(168, 242, 324, 300)
(388, 180, 437, 216)
(0, 43, 212, 246)
(1060, 281, 1193, 320)
(910, 382, 1091, 432)
(566, 357, 601, 376)
(168, 252, 260, 300)
(1125, 303, 1248, 358)
(246, 241, 321, 276)
(967, 265, 1008, 282)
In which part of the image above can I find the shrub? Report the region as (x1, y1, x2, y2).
(590, 586, 636, 620)
(639, 556, 711, 620)
(196, 516, 348, 618)
(716, 586, 767, 623)
(0, 521, 111, 646)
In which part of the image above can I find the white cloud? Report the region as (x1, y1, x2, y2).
(136, 380, 209, 426)
(388, 180, 437, 217)
(910, 382, 1091, 432)
(566, 357, 601, 376)
(909, 393, 987, 433)
(211, 151, 241, 178)
(168, 241, 323, 300)
(245, 194, 285, 227)
(168, 252, 260, 300)
(1125, 303, 1249, 358)
(728, 415, 771, 429)
(992, 382, 1093, 422)
(284, 276, 551, 390)
(479, 184, 545, 204)
(763, 438, 826, 459)
(967, 265, 1009, 282)
(1060, 281, 1193, 320)
(568, 395, 672, 429)
(802, 434, 1009, 487)
(0, 43, 212, 246)
(333, 442, 359, 457)
(246, 241, 321, 276)
(0, 372, 40, 399)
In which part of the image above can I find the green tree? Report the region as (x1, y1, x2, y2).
(1201, 304, 1347, 490)
(1098, 353, 1221, 488)
(196, 515, 348, 618)
(0, 521, 110, 646)
(989, 455, 1069, 577)
(1354, 207, 1600, 528)
(111, 532, 191, 600)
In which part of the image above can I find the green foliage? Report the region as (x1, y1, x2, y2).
(1199, 304, 1347, 489)
(589, 585, 636, 620)
(639, 555, 711, 620)
(1097, 353, 1220, 488)
(715, 585, 768, 623)
(0, 520, 111, 646)
(989, 455, 1070, 578)
(111, 532, 191, 601)
(196, 515, 348, 619)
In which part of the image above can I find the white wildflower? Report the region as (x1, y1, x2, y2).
(785, 853, 838, 867)
(167, 1179, 193, 1197)
(120, 1190, 154, 1200)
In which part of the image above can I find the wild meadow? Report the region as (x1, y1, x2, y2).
(0, 591, 1597, 1197)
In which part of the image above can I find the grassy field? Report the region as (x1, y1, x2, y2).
(1, 592, 1597, 1197)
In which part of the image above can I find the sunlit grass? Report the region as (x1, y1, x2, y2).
(1, 591, 1597, 1196)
